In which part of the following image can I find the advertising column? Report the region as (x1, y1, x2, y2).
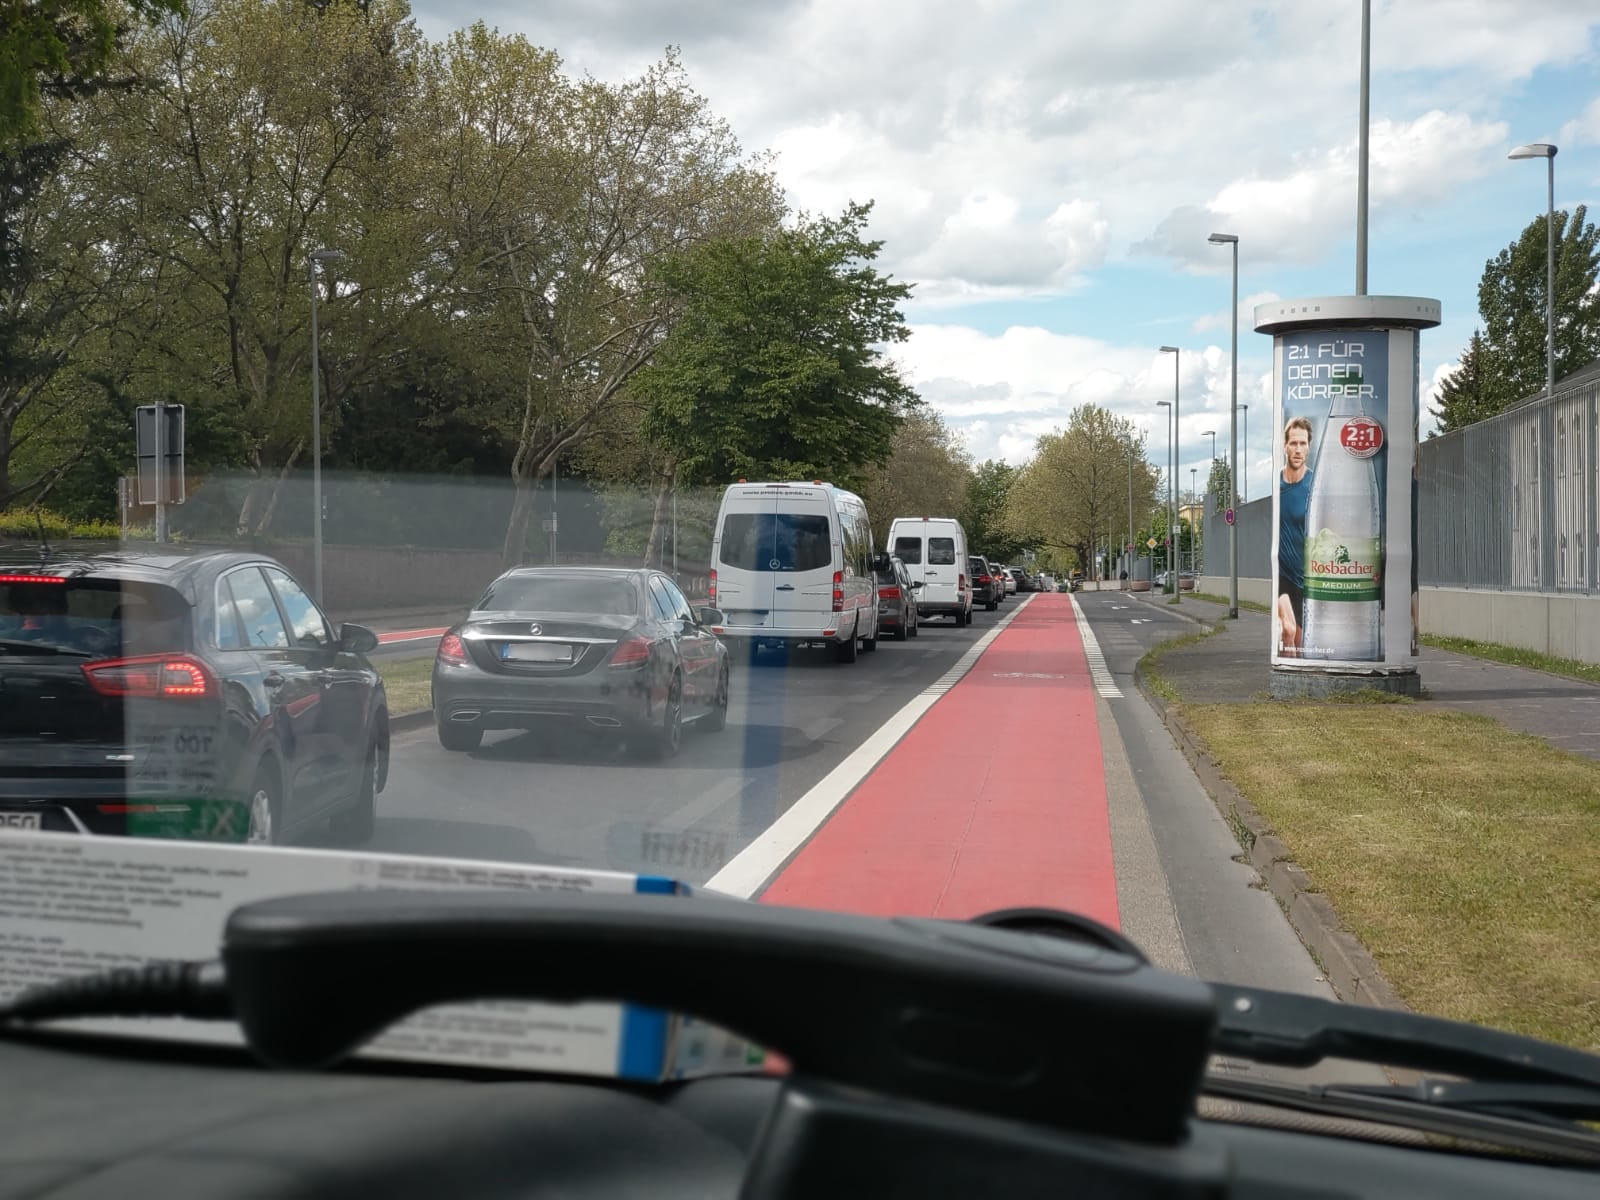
(1255, 297, 1439, 697)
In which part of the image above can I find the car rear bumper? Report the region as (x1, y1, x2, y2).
(712, 618, 858, 646)
(432, 664, 656, 731)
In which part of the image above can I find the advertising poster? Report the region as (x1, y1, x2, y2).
(1271, 330, 1397, 665)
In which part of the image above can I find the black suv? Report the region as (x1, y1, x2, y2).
(0, 550, 388, 846)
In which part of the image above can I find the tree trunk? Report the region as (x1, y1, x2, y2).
(254, 446, 303, 539)
(642, 462, 677, 567)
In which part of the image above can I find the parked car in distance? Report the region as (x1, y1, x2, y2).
(433, 567, 729, 758)
(873, 554, 921, 640)
(1001, 567, 1022, 594)
(887, 516, 972, 627)
(969, 556, 1002, 611)
(0, 550, 388, 846)
(709, 481, 879, 662)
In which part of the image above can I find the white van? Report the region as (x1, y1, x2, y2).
(886, 517, 972, 626)
(709, 482, 880, 661)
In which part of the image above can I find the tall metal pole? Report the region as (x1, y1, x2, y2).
(1241, 404, 1250, 502)
(1228, 240, 1239, 616)
(1126, 452, 1134, 588)
(1171, 349, 1180, 604)
(1355, 0, 1370, 295)
(153, 400, 167, 545)
(309, 270, 322, 604)
(1545, 152, 1556, 399)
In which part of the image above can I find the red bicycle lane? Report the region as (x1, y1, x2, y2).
(759, 594, 1118, 928)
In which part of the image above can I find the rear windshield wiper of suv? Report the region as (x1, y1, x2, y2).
(0, 638, 92, 657)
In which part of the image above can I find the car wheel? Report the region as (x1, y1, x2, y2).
(988, 599, 998, 611)
(244, 767, 282, 847)
(893, 614, 908, 641)
(702, 666, 729, 732)
(438, 719, 483, 752)
(955, 606, 968, 627)
(652, 672, 685, 757)
(329, 738, 378, 844)
(835, 618, 858, 662)
(862, 613, 879, 652)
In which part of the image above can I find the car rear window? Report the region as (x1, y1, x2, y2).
(0, 577, 188, 657)
(720, 513, 832, 572)
(478, 576, 639, 615)
(929, 537, 956, 565)
(892, 536, 922, 565)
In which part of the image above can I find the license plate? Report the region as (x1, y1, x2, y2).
(729, 612, 767, 626)
(0, 812, 43, 830)
(503, 642, 572, 663)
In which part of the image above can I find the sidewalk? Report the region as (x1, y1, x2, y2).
(1139, 594, 1600, 762)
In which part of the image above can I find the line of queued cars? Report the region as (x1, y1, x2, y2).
(430, 483, 1033, 761)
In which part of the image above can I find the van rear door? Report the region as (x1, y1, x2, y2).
(714, 488, 836, 635)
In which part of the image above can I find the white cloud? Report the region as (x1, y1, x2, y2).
(1194, 290, 1282, 334)
(1559, 96, 1600, 147)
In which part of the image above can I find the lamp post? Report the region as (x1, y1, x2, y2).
(308, 247, 345, 608)
(1208, 230, 1239, 616)
(1157, 398, 1173, 594)
(1159, 346, 1180, 603)
(1508, 143, 1558, 400)
(1240, 404, 1249, 502)
(1126, 449, 1135, 588)
(1203, 430, 1216, 463)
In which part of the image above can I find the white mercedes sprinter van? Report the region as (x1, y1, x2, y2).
(886, 516, 972, 626)
(709, 482, 880, 661)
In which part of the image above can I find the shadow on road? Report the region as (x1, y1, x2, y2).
(461, 721, 827, 771)
(319, 816, 581, 866)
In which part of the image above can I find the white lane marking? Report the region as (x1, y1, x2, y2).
(704, 595, 1034, 899)
(1070, 594, 1123, 698)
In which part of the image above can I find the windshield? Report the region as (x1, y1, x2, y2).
(2, 0, 1598, 1121)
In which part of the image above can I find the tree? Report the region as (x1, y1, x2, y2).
(858, 407, 972, 545)
(1204, 456, 1233, 509)
(633, 202, 918, 515)
(1475, 205, 1600, 411)
(1432, 330, 1502, 434)
(1002, 404, 1157, 572)
(963, 458, 1027, 562)
(0, 0, 187, 146)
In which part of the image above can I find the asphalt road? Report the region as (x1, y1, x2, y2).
(319, 600, 1023, 884)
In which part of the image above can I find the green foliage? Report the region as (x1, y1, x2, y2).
(1432, 330, 1501, 434)
(0, 506, 122, 540)
(858, 408, 972, 544)
(963, 459, 1027, 562)
(1204, 456, 1233, 508)
(634, 202, 918, 487)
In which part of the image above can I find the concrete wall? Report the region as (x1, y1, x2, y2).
(1199, 575, 1600, 664)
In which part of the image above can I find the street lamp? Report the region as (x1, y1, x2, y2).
(1190, 466, 1198, 574)
(1508, 143, 1558, 400)
(1203, 430, 1216, 463)
(1157, 398, 1173, 594)
(1239, 404, 1249, 502)
(309, 247, 345, 607)
(1208, 230, 1239, 617)
(1159, 346, 1180, 602)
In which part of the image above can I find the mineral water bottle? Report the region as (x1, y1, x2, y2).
(1300, 394, 1384, 661)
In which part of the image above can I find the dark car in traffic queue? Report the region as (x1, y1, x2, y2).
(432, 567, 730, 757)
(872, 553, 921, 640)
(969, 556, 1002, 611)
(0, 550, 388, 846)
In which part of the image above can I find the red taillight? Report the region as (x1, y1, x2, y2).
(958, 573, 968, 591)
(878, 586, 900, 600)
(81, 654, 213, 700)
(832, 570, 844, 612)
(707, 568, 717, 603)
(0, 573, 66, 584)
(437, 633, 468, 665)
(608, 636, 652, 669)
(976, 574, 990, 584)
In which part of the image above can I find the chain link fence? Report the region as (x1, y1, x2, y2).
(1419, 371, 1599, 594)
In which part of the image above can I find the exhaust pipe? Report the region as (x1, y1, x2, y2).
(450, 711, 481, 722)
(585, 716, 623, 728)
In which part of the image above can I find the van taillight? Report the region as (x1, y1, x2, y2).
(81, 655, 213, 699)
(832, 570, 844, 612)
(437, 634, 468, 665)
(707, 569, 717, 603)
(959, 573, 968, 592)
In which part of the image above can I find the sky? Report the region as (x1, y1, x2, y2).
(413, 0, 1600, 499)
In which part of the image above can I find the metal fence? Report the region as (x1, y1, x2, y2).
(1418, 374, 1600, 594)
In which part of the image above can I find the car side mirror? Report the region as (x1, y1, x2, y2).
(911, 581, 924, 589)
(695, 607, 725, 627)
(339, 622, 379, 655)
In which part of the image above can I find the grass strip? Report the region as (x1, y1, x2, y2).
(377, 657, 433, 717)
(1421, 633, 1600, 688)
(1137, 625, 1220, 703)
(1189, 591, 1272, 614)
(1180, 701, 1600, 1054)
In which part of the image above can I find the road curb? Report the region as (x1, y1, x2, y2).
(1129, 593, 1215, 629)
(390, 709, 433, 733)
(1133, 668, 1408, 1015)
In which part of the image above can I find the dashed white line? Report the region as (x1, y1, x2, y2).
(1069, 594, 1123, 698)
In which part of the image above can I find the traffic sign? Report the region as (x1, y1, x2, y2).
(1145, 537, 1157, 549)
(135, 404, 184, 505)
(1225, 508, 1236, 525)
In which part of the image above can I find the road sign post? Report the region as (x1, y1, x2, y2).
(135, 403, 185, 544)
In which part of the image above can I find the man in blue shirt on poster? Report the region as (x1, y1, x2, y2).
(1276, 417, 1313, 655)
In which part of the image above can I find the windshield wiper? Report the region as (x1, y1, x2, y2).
(1211, 982, 1600, 1095)
(0, 638, 92, 657)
